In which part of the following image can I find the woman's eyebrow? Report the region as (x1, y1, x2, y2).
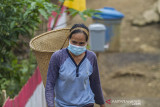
(72, 41, 77, 43)
(71, 40, 85, 43)
(79, 42, 85, 44)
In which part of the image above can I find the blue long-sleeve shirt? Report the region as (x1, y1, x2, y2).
(45, 48, 105, 107)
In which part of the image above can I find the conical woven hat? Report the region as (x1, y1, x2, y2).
(30, 28, 70, 86)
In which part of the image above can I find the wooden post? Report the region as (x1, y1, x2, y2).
(2, 90, 7, 104)
(51, 1, 64, 30)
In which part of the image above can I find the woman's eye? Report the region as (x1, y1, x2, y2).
(80, 42, 85, 45)
(72, 41, 77, 44)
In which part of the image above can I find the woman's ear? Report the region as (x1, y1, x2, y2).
(86, 42, 88, 46)
(87, 40, 89, 45)
(86, 43, 90, 50)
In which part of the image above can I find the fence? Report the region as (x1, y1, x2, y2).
(3, 67, 46, 107)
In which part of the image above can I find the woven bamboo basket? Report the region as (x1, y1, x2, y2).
(29, 28, 70, 87)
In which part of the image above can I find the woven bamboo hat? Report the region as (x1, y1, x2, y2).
(30, 28, 70, 87)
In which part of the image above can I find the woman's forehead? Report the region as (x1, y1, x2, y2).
(70, 33, 86, 41)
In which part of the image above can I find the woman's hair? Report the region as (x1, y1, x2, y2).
(68, 24, 89, 41)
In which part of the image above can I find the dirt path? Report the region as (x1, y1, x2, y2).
(99, 52, 160, 97)
(96, 52, 160, 107)
(84, 0, 160, 107)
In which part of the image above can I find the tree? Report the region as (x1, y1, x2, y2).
(0, 0, 58, 105)
(0, 0, 99, 106)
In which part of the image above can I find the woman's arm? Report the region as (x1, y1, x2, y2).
(89, 54, 105, 106)
(45, 52, 60, 107)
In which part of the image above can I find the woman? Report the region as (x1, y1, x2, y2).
(45, 24, 105, 107)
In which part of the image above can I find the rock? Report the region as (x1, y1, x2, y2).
(148, 82, 153, 87)
(152, 1, 158, 11)
(143, 9, 160, 23)
(132, 26, 139, 31)
(158, 0, 160, 14)
(132, 0, 160, 26)
(139, 44, 159, 53)
(133, 37, 140, 42)
(132, 16, 146, 26)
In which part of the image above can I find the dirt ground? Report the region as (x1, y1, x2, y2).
(68, 0, 160, 107)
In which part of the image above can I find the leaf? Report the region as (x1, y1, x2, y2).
(30, 2, 37, 10)
(3, 39, 11, 46)
(38, 8, 48, 19)
(59, 0, 65, 2)
(36, 1, 44, 8)
(59, 0, 74, 2)
(23, 10, 31, 18)
(10, 21, 15, 29)
(79, 12, 87, 21)
(43, 2, 59, 13)
(63, 0, 74, 1)
(93, 14, 103, 19)
(13, 28, 26, 34)
(68, 9, 79, 17)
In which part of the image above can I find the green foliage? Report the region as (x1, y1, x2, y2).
(0, 51, 36, 106)
(0, 0, 58, 56)
(59, 0, 74, 2)
(0, 0, 99, 106)
(66, 8, 101, 20)
(0, 0, 57, 106)
(0, 91, 3, 107)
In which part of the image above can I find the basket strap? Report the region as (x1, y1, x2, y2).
(60, 36, 68, 49)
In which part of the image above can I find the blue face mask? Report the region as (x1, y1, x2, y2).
(67, 41, 87, 56)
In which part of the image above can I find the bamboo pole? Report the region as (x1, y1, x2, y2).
(2, 90, 7, 104)
(51, 1, 64, 30)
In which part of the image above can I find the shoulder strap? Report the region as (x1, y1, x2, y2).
(60, 36, 68, 50)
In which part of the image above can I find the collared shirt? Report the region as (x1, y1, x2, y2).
(45, 48, 105, 107)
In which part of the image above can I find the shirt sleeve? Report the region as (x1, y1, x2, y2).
(89, 54, 105, 105)
(45, 52, 60, 107)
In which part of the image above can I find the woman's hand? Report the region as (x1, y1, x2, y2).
(100, 104, 105, 107)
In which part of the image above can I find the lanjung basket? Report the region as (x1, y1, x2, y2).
(29, 28, 70, 86)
